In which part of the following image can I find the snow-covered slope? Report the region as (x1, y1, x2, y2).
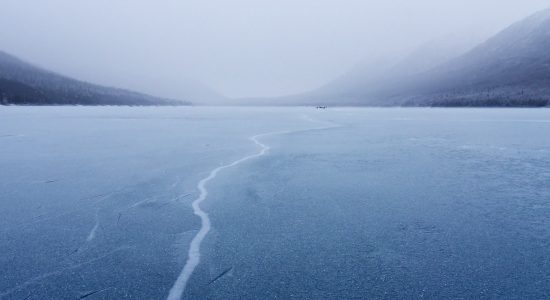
(288, 7, 550, 107)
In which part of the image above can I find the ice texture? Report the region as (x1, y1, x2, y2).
(1, 106, 549, 299)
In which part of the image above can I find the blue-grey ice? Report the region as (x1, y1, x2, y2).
(1, 106, 549, 299)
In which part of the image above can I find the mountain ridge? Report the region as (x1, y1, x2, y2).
(0, 50, 189, 106)
(267, 7, 550, 107)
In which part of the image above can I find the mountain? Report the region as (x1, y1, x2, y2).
(0, 51, 188, 105)
(288, 7, 550, 107)
(304, 34, 480, 101)
(388, 34, 484, 77)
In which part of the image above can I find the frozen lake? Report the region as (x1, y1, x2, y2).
(1, 107, 549, 299)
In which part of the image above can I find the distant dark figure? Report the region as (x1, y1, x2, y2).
(316, 106, 327, 109)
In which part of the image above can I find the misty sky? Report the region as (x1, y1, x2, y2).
(1, 0, 549, 99)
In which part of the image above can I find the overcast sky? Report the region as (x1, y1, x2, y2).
(1, 0, 549, 99)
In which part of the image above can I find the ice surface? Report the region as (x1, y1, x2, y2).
(1, 106, 549, 299)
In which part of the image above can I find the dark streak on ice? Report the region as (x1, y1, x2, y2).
(208, 267, 233, 285)
(79, 288, 110, 299)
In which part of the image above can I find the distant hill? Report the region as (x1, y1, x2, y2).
(0, 51, 189, 106)
(276, 7, 550, 107)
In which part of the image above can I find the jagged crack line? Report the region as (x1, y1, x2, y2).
(167, 116, 339, 300)
(166, 134, 269, 300)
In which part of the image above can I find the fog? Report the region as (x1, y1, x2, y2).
(1, 0, 548, 100)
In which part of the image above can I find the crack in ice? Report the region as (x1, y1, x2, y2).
(166, 133, 274, 300)
(167, 115, 339, 300)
